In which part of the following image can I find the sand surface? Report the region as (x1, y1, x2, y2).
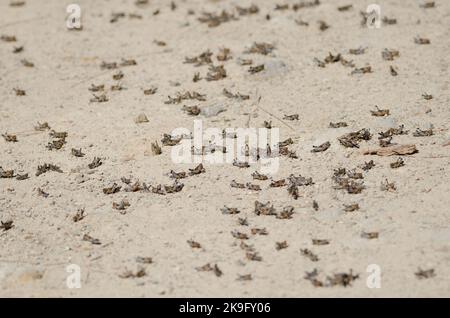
(1, 0, 449, 297)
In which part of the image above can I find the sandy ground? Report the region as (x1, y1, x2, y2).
(0, 0, 449, 297)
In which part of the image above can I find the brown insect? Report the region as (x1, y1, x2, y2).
(217, 48, 232, 61)
(21, 59, 34, 67)
(13, 88, 26, 96)
(231, 230, 249, 240)
(414, 36, 430, 45)
(246, 252, 262, 262)
(361, 232, 379, 239)
(71, 148, 85, 157)
(312, 239, 330, 246)
(382, 48, 400, 61)
(277, 206, 295, 219)
(251, 228, 268, 236)
(136, 256, 153, 264)
(252, 171, 268, 181)
(221, 206, 240, 215)
(35, 122, 50, 131)
(237, 274, 252, 281)
(283, 114, 299, 121)
(151, 141, 162, 155)
(169, 170, 187, 180)
(311, 141, 330, 153)
(329, 122, 348, 128)
(0, 220, 14, 231)
(182, 105, 201, 116)
(413, 128, 433, 137)
(73, 209, 86, 222)
(119, 267, 146, 279)
(254, 201, 276, 216)
(0, 167, 15, 179)
(390, 157, 405, 169)
(276, 241, 289, 250)
(351, 66, 372, 75)
(113, 199, 130, 212)
(415, 268, 435, 279)
(338, 4, 353, 11)
(237, 218, 249, 226)
(2, 133, 17, 142)
(230, 180, 245, 189)
(144, 87, 157, 95)
(422, 93, 433, 100)
(380, 179, 396, 192)
(390, 66, 398, 76)
(300, 249, 319, 262)
(83, 234, 101, 245)
(270, 179, 286, 187)
(313, 200, 319, 211)
(36, 163, 63, 176)
(90, 94, 108, 103)
(338, 129, 371, 148)
(371, 106, 390, 117)
(37, 188, 49, 198)
(103, 183, 121, 195)
(187, 240, 202, 248)
(343, 203, 360, 212)
(88, 157, 102, 169)
(248, 64, 264, 74)
(318, 20, 330, 31)
(189, 164, 205, 176)
(233, 160, 250, 168)
(206, 65, 227, 81)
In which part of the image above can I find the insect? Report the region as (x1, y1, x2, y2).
(371, 106, 390, 117)
(231, 230, 249, 240)
(300, 249, 319, 262)
(83, 234, 101, 245)
(189, 164, 205, 176)
(151, 142, 162, 155)
(312, 239, 330, 246)
(311, 141, 330, 153)
(103, 183, 121, 195)
(119, 267, 146, 279)
(251, 228, 268, 236)
(88, 157, 102, 169)
(382, 48, 400, 61)
(136, 257, 153, 264)
(380, 179, 396, 192)
(182, 105, 201, 116)
(113, 199, 130, 212)
(73, 209, 86, 222)
(71, 148, 85, 157)
(245, 42, 275, 55)
(169, 170, 187, 180)
(36, 164, 63, 176)
(2, 133, 17, 142)
(276, 241, 288, 250)
(415, 268, 435, 279)
(144, 87, 158, 95)
(0, 220, 14, 231)
(329, 122, 348, 128)
(413, 128, 433, 137)
(221, 206, 240, 215)
(361, 232, 379, 239)
(248, 64, 264, 74)
(414, 36, 430, 45)
(343, 203, 360, 212)
(237, 274, 252, 281)
(313, 200, 319, 211)
(277, 206, 295, 219)
(254, 201, 276, 216)
(390, 157, 405, 169)
(0, 167, 15, 178)
(187, 240, 202, 248)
